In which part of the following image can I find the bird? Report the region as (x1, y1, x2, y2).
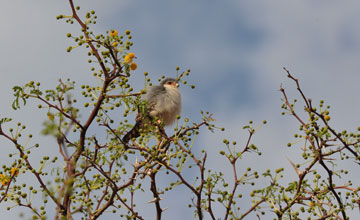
(122, 78, 181, 143)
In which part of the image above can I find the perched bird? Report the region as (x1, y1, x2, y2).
(122, 78, 181, 143)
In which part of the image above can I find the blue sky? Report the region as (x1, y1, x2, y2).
(1, 0, 360, 219)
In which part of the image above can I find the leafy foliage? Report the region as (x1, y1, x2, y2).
(0, 1, 359, 220)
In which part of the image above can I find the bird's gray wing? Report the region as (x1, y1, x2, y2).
(122, 113, 142, 144)
(122, 101, 156, 144)
(122, 85, 165, 144)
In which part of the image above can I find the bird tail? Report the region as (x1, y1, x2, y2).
(122, 122, 141, 143)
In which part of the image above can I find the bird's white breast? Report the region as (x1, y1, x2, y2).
(152, 87, 181, 126)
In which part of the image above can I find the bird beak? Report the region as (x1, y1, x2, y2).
(176, 83, 179, 88)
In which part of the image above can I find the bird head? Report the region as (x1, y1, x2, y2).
(161, 78, 179, 90)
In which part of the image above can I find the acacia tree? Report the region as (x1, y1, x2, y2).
(0, 1, 359, 220)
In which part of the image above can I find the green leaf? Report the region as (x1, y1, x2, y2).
(41, 121, 59, 136)
(45, 90, 56, 100)
(139, 100, 149, 117)
(90, 177, 103, 190)
(13, 86, 22, 91)
(0, 117, 12, 125)
(12, 97, 26, 110)
(12, 86, 26, 110)
(30, 89, 43, 96)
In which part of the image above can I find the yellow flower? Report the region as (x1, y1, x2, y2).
(0, 174, 8, 186)
(124, 52, 136, 64)
(124, 55, 133, 64)
(324, 115, 330, 121)
(110, 30, 118, 37)
(127, 52, 135, 59)
(1, 180, 8, 186)
(130, 63, 138, 71)
(112, 42, 118, 47)
(11, 167, 19, 176)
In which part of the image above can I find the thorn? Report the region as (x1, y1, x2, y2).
(287, 157, 303, 176)
(130, 157, 140, 169)
(321, 142, 327, 153)
(146, 197, 163, 204)
(269, 198, 279, 212)
(322, 157, 335, 161)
